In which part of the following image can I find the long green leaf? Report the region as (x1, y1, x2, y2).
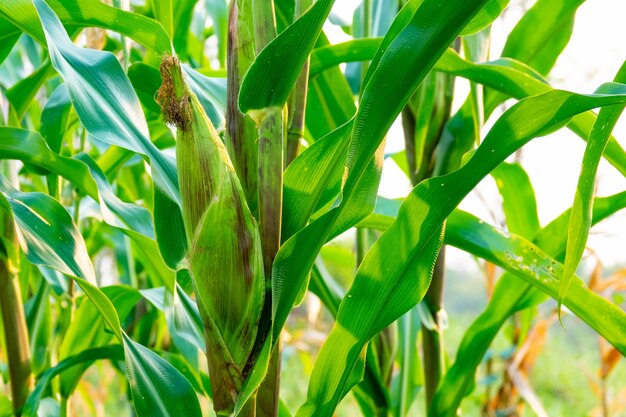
(0, 150, 193, 417)
(123, 333, 202, 417)
(491, 162, 540, 236)
(22, 345, 124, 417)
(501, 0, 584, 76)
(461, 0, 510, 36)
(273, 0, 492, 352)
(299, 85, 626, 416)
(39, 84, 72, 154)
(429, 189, 626, 416)
(0, 0, 171, 54)
(239, 0, 336, 113)
(446, 210, 626, 354)
(33, 0, 179, 204)
(0, 127, 98, 198)
(310, 40, 626, 176)
(560, 63, 626, 309)
(59, 285, 141, 396)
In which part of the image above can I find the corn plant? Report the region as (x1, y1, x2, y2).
(0, 0, 625, 416)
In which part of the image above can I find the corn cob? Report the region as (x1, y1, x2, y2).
(157, 55, 265, 415)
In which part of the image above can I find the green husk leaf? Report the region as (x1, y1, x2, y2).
(158, 55, 265, 415)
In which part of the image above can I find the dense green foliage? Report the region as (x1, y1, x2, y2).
(0, 0, 625, 416)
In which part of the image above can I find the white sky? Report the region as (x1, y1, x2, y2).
(329, 0, 626, 268)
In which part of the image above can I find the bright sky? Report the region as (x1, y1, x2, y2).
(329, 0, 626, 269)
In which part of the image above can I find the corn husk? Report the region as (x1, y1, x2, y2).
(158, 55, 264, 415)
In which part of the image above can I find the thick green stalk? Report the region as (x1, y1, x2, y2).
(422, 249, 446, 407)
(0, 262, 31, 415)
(0, 166, 31, 415)
(255, 106, 285, 283)
(286, 0, 313, 163)
(253, 105, 286, 417)
(286, 63, 308, 165)
(401, 48, 457, 412)
(249, 3, 284, 416)
(286, 0, 312, 167)
(251, 0, 277, 52)
(226, 0, 259, 214)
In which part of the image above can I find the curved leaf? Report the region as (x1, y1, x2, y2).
(429, 189, 626, 416)
(0, 127, 98, 198)
(561, 64, 626, 309)
(461, 0, 509, 36)
(123, 333, 202, 417)
(298, 86, 626, 416)
(273, 0, 492, 351)
(0, 0, 171, 54)
(446, 210, 626, 354)
(309, 40, 626, 176)
(501, 0, 584, 76)
(239, 0, 336, 113)
(22, 345, 124, 417)
(39, 84, 72, 153)
(33, 0, 180, 204)
(491, 162, 540, 236)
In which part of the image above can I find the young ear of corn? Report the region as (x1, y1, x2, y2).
(157, 55, 265, 416)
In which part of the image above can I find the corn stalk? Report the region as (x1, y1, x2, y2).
(0, 163, 31, 416)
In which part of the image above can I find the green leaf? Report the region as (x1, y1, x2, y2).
(501, 0, 584, 76)
(309, 38, 383, 77)
(282, 122, 352, 239)
(59, 285, 141, 396)
(305, 33, 356, 141)
(298, 85, 626, 416)
(427, 193, 626, 417)
(560, 63, 626, 311)
(25, 281, 51, 375)
(297, 227, 444, 417)
(39, 84, 71, 154)
(22, 346, 124, 417)
(393, 309, 422, 417)
(171, 0, 199, 60)
(0, 129, 170, 283)
(33, 0, 180, 204)
(181, 65, 227, 128)
(0, 174, 124, 342)
(123, 333, 202, 417)
(5, 60, 52, 120)
(205, 0, 228, 66)
(0, 18, 20, 65)
(461, 0, 509, 36)
(491, 162, 540, 236)
(273, 0, 491, 350)
(239, 0, 336, 113)
(33, 0, 186, 271)
(0, 173, 196, 417)
(76, 154, 155, 239)
(0, 0, 172, 54)
(150, 0, 173, 37)
(164, 280, 205, 364)
(310, 39, 626, 177)
(361, 191, 626, 416)
(446, 210, 626, 354)
(0, 127, 98, 198)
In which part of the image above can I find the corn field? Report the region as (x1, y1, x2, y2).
(0, 0, 625, 416)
